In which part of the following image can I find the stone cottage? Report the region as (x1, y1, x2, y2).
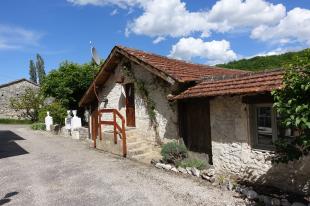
(0, 78, 39, 119)
(79, 45, 309, 195)
(174, 70, 309, 195)
(79, 45, 243, 160)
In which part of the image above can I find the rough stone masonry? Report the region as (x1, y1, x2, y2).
(0, 79, 39, 119)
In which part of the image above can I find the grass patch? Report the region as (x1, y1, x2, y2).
(31, 123, 46, 130)
(0, 118, 32, 124)
(177, 158, 207, 170)
(161, 142, 188, 165)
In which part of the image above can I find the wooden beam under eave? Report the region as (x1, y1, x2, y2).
(115, 49, 177, 86)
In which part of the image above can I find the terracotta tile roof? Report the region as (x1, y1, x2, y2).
(174, 70, 284, 99)
(117, 46, 246, 83)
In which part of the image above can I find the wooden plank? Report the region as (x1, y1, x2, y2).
(99, 109, 115, 113)
(242, 93, 273, 104)
(100, 120, 114, 125)
(115, 124, 122, 132)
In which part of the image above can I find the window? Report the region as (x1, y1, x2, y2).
(251, 104, 296, 150)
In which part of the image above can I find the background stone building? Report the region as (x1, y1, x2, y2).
(0, 79, 39, 119)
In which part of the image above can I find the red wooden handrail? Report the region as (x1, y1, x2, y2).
(97, 109, 127, 157)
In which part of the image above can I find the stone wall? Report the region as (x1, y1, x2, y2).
(0, 80, 39, 119)
(97, 61, 179, 144)
(210, 95, 310, 195)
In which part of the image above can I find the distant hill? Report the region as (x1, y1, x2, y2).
(217, 48, 310, 71)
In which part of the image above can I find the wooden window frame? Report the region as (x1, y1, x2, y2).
(250, 103, 278, 150)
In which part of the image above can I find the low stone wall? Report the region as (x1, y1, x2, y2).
(210, 95, 310, 195)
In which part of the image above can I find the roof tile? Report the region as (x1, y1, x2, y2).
(174, 70, 284, 99)
(117, 46, 245, 82)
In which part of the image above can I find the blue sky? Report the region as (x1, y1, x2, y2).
(0, 0, 310, 84)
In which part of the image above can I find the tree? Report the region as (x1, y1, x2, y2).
(272, 50, 310, 163)
(40, 61, 100, 110)
(29, 60, 37, 83)
(38, 101, 67, 125)
(36, 54, 46, 84)
(10, 87, 43, 121)
(217, 48, 310, 71)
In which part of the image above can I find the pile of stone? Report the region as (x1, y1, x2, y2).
(153, 161, 309, 206)
(153, 162, 216, 183)
(234, 185, 309, 206)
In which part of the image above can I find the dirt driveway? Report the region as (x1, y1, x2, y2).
(0, 124, 245, 206)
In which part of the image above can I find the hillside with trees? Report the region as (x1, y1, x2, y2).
(217, 48, 310, 71)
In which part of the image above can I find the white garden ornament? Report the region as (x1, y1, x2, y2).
(65, 110, 72, 130)
(71, 110, 82, 129)
(45, 111, 53, 131)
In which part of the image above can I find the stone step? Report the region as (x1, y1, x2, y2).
(127, 141, 145, 150)
(127, 145, 151, 157)
(130, 150, 162, 164)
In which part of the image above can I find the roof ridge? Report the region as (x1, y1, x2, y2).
(116, 45, 246, 72)
(200, 68, 283, 82)
(0, 78, 39, 89)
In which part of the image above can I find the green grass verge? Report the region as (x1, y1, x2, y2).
(0, 118, 33, 124)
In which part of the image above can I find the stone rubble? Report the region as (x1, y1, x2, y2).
(177, 167, 188, 174)
(271, 198, 281, 206)
(185, 167, 193, 175)
(170, 167, 179, 173)
(152, 162, 309, 206)
(291, 203, 307, 206)
(191, 168, 200, 177)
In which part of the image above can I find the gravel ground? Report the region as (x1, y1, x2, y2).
(0, 124, 246, 206)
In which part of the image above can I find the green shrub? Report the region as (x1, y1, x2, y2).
(38, 101, 67, 125)
(31, 123, 46, 130)
(161, 142, 188, 165)
(178, 158, 207, 170)
(0, 118, 32, 124)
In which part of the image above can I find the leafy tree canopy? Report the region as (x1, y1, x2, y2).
(10, 87, 43, 121)
(40, 61, 100, 110)
(36, 54, 46, 84)
(38, 101, 67, 125)
(217, 48, 310, 71)
(272, 50, 310, 163)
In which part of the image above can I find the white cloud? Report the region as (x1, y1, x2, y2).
(169, 37, 237, 65)
(0, 25, 43, 50)
(251, 8, 310, 45)
(207, 0, 285, 32)
(127, 0, 285, 38)
(127, 0, 211, 37)
(152, 36, 165, 44)
(68, 0, 286, 38)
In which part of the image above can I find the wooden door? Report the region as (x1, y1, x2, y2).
(91, 103, 98, 145)
(125, 83, 136, 127)
(178, 99, 212, 163)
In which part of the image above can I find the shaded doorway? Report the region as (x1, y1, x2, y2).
(125, 83, 136, 127)
(178, 98, 212, 163)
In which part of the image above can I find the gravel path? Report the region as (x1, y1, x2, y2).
(0, 124, 245, 206)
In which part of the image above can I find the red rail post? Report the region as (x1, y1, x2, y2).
(113, 111, 117, 144)
(122, 119, 127, 157)
(99, 112, 102, 141)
